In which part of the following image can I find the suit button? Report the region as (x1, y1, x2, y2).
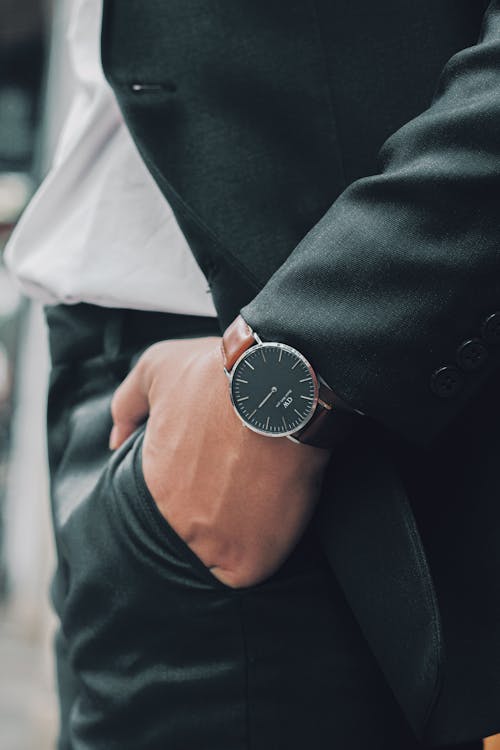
(481, 312, 500, 344)
(431, 365, 463, 398)
(456, 338, 488, 371)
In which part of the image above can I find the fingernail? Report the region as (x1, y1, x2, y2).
(109, 425, 119, 450)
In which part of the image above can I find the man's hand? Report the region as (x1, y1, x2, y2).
(109, 337, 331, 588)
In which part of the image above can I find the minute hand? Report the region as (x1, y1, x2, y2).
(257, 386, 277, 409)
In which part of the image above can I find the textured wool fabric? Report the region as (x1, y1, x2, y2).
(101, 1, 488, 332)
(96, 1, 500, 743)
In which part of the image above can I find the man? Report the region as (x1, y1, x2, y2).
(6, 0, 500, 747)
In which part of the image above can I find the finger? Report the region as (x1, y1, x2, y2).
(109, 355, 152, 449)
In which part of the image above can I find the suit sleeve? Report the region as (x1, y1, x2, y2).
(240, 0, 500, 446)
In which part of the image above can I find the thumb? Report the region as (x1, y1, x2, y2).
(109, 355, 152, 450)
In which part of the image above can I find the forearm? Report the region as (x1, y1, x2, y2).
(241, 1, 500, 445)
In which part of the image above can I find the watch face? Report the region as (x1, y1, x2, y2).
(229, 343, 318, 437)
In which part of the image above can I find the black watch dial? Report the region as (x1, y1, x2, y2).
(229, 343, 318, 436)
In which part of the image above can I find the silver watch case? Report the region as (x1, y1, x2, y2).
(225, 337, 320, 440)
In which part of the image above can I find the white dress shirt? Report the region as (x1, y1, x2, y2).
(4, 0, 217, 318)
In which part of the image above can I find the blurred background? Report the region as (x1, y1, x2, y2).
(0, 1, 71, 747)
(0, 2, 499, 749)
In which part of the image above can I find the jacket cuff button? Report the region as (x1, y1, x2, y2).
(481, 312, 500, 344)
(431, 365, 463, 398)
(456, 338, 488, 371)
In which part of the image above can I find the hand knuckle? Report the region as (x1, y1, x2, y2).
(141, 341, 163, 364)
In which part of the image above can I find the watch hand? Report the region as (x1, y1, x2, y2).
(257, 386, 277, 409)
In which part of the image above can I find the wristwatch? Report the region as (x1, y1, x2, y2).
(221, 315, 363, 449)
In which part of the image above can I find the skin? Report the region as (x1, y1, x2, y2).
(109, 336, 331, 589)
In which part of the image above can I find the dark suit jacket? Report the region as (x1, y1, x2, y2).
(101, 1, 500, 744)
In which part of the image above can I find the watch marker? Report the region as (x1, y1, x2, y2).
(278, 349, 283, 362)
(265, 416, 270, 430)
(291, 359, 300, 370)
(237, 396, 250, 402)
(300, 395, 314, 401)
(261, 349, 267, 362)
(294, 408, 304, 418)
(249, 409, 256, 419)
(236, 378, 248, 384)
(299, 377, 310, 383)
(246, 361, 255, 370)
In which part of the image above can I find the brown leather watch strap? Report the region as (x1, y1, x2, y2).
(221, 314, 256, 370)
(293, 396, 359, 449)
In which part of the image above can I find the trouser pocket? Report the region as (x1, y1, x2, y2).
(48, 353, 427, 750)
(51, 386, 248, 750)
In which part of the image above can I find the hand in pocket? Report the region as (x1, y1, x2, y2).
(109, 337, 331, 589)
